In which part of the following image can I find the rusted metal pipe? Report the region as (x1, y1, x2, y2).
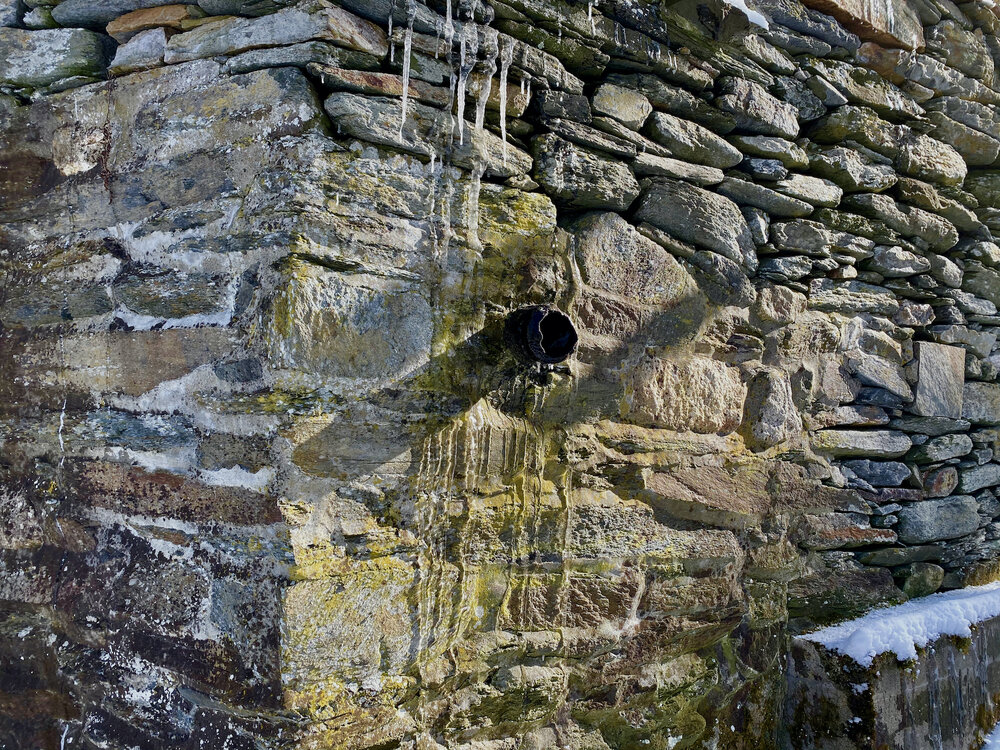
(504, 305, 578, 364)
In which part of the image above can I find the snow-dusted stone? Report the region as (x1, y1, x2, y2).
(800, 581, 1000, 666)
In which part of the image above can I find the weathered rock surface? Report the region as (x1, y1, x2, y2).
(0, 27, 111, 88)
(897, 496, 980, 543)
(3, 0, 1000, 747)
(634, 180, 756, 269)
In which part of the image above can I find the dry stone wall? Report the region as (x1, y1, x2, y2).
(3, 0, 1000, 746)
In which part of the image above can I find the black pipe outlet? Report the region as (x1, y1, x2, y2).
(504, 305, 578, 364)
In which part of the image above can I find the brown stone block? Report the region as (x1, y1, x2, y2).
(644, 461, 860, 529)
(72, 461, 280, 526)
(106, 5, 204, 43)
(801, 0, 924, 50)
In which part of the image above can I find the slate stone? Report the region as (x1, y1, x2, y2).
(908, 433, 973, 463)
(0, 27, 112, 89)
(645, 112, 743, 169)
(51, 0, 181, 28)
(808, 145, 897, 193)
(532, 134, 639, 211)
(913, 342, 965, 419)
(717, 176, 814, 218)
(808, 279, 899, 316)
(714, 77, 799, 140)
(223, 41, 380, 76)
(923, 466, 959, 498)
(164, 5, 389, 63)
(962, 383, 1000, 426)
(811, 429, 911, 458)
(634, 180, 757, 271)
(841, 460, 910, 487)
(866, 245, 930, 278)
(728, 134, 809, 168)
(960, 464, 1000, 494)
(632, 153, 724, 186)
(324, 92, 531, 179)
(896, 496, 979, 543)
(741, 367, 802, 450)
(108, 27, 166, 76)
(857, 545, 944, 566)
(591, 83, 652, 130)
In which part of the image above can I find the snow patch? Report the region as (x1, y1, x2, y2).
(800, 582, 1000, 667)
(722, 0, 769, 28)
(199, 466, 275, 492)
(983, 718, 1000, 749)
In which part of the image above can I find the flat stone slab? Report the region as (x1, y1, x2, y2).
(963, 382, 1000, 425)
(0, 27, 111, 88)
(912, 342, 965, 418)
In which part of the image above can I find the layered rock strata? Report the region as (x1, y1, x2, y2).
(3, 0, 1000, 747)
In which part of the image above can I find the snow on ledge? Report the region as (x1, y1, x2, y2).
(721, 0, 770, 28)
(798, 582, 1000, 667)
(984, 719, 1000, 750)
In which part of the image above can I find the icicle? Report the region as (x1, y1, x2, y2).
(474, 28, 498, 130)
(454, 23, 478, 146)
(444, 0, 455, 49)
(498, 38, 513, 166)
(398, 0, 416, 139)
(388, 13, 394, 63)
(588, 0, 597, 35)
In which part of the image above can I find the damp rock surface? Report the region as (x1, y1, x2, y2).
(4, 0, 1000, 748)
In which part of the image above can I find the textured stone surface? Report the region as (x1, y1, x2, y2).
(913, 342, 965, 418)
(964, 383, 1000, 425)
(0, 27, 111, 88)
(897, 496, 980, 543)
(532, 134, 640, 210)
(799, 0, 923, 48)
(634, 180, 756, 269)
(3, 0, 1000, 747)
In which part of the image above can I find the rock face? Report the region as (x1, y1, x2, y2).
(3, 0, 1000, 748)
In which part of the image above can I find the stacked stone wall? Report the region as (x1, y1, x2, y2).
(3, 0, 1000, 746)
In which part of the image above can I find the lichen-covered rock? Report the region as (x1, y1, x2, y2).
(532, 134, 640, 210)
(897, 496, 980, 543)
(0, 27, 111, 88)
(4, 0, 1000, 746)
